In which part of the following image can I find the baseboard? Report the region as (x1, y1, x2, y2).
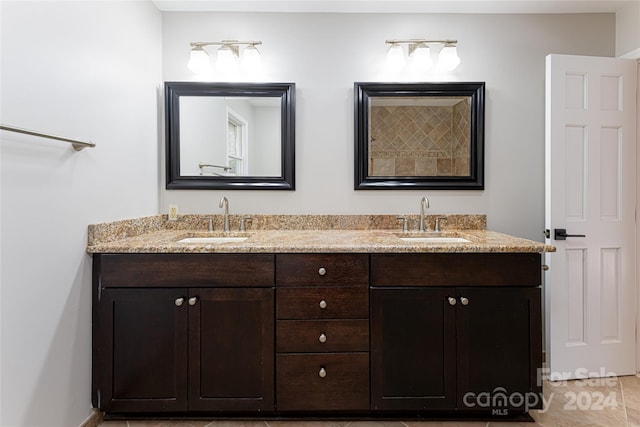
(79, 409, 103, 427)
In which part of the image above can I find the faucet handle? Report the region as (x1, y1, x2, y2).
(205, 216, 214, 232)
(397, 216, 409, 232)
(435, 216, 447, 232)
(240, 216, 253, 232)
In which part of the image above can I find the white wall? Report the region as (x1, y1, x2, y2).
(161, 12, 614, 241)
(0, 2, 161, 426)
(616, 1, 640, 58)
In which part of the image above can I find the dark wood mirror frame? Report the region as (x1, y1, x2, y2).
(165, 82, 295, 190)
(354, 82, 484, 190)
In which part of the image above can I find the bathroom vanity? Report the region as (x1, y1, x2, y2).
(88, 215, 553, 420)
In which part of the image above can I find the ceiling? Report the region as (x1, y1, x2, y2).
(152, 0, 635, 14)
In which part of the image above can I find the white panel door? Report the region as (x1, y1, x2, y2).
(545, 54, 637, 379)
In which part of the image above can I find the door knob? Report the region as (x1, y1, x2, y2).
(460, 297, 469, 306)
(175, 297, 185, 307)
(188, 296, 198, 306)
(448, 297, 457, 306)
(554, 228, 586, 241)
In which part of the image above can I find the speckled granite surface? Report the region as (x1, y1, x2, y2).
(87, 214, 555, 254)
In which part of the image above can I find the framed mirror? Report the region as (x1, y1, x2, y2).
(354, 82, 484, 190)
(165, 82, 295, 190)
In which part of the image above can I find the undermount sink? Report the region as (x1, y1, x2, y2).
(399, 236, 471, 243)
(177, 236, 248, 244)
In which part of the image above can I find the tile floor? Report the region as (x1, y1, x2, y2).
(99, 375, 640, 427)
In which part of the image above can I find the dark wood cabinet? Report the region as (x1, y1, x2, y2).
(92, 254, 275, 413)
(274, 254, 370, 412)
(188, 287, 274, 411)
(370, 287, 456, 411)
(456, 287, 541, 413)
(92, 251, 542, 419)
(370, 253, 542, 416)
(94, 288, 189, 412)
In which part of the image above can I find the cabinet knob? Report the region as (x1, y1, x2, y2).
(318, 267, 327, 276)
(319, 367, 327, 378)
(448, 297, 457, 306)
(319, 300, 327, 309)
(319, 333, 327, 343)
(460, 297, 470, 306)
(175, 297, 185, 307)
(188, 296, 198, 306)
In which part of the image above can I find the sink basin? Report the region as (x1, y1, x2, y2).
(399, 236, 471, 243)
(177, 237, 248, 244)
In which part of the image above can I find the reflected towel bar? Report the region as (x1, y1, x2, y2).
(0, 124, 96, 151)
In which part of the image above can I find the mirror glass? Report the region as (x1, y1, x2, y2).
(165, 82, 295, 190)
(355, 82, 484, 190)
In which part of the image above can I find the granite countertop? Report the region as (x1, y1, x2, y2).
(86, 214, 555, 254)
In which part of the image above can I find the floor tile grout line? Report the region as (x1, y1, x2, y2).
(621, 378, 630, 427)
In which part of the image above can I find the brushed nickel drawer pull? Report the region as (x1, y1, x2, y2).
(460, 297, 470, 306)
(448, 297, 457, 306)
(175, 297, 185, 307)
(319, 300, 327, 309)
(319, 333, 327, 343)
(319, 367, 327, 378)
(188, 296, 198, 306)
(318, 267, 327, 276)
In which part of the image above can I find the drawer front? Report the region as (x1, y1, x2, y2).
(98, 253, 275, 288)
(371, 253, 542, 287)
(276, 254, 369, 287)
(276, 353, 369, 411)
(277, 319, 369, 353)
(276, 287, 369, 319)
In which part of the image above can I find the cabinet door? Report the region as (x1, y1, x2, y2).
(456, 287, 542, 414)
(94, 288, 188, 412)
(188, 287, 275, 411)
(371, 288, 456, 410)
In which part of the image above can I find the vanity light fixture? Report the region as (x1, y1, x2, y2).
(385, 39, 460, 72)
(187, 40, 262, 74)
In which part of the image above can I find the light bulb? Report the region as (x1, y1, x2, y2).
(386, 44, 405, 72)
(438, 44, 461, 71)
(187, 46, 210, 74)
(410, 43, 432, 72)
(217, 45, 238, 72)
(241, 44, 261, 70)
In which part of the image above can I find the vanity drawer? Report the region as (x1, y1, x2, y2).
(277, 319, 369, 353)
(276, 254, 368, 287)
(276, 353, 369, 411)
(98, 253, 275, 287)
(276, 287, 368, 319)
(370, 253, 542, 287)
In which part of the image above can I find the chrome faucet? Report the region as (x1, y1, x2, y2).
(419, 196, 430, 232)
(219, 196, 230, 232)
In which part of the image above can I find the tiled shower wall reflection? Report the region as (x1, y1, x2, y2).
(369, 98, 470, 176)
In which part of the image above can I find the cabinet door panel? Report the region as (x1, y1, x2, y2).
(188, 288, 275, 411)
(95, 288, 188, 412)
(456, 287, 542, 413)
(371, 288, 456, 410)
